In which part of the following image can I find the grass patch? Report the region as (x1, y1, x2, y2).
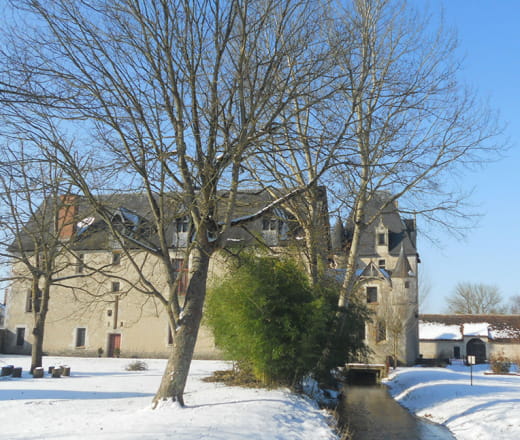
(203, 369, 264, 388)
(125, 360, 148, 371)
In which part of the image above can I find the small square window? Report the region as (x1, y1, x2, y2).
(112, 252, 121, 265)
(25, 290, 32, 313)
(404, 280, 410, 289)
(25, 290, 42, 313)
(378, 259, 386, 269)
(16, 328, 25, 346)
(262, 218, 279, 231)
(367, 286, 378, 303)
(75, 328, 86, 347)
(357, 323, 366, 341)
(454, 346, 461, 359)
(112, 282, 120, 292)
(176, 216, 189, 233)
(76, 253, 85, 273)
(171, 259, 189, 296)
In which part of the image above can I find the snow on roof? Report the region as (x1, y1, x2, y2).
(420, 320, 520, 341)
(463, 322, 490, 337)
(489, 326, 520, 340)
(419, 322, 462, 340)
(419, 314, 520, 342)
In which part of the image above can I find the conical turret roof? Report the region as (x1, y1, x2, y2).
(393, 244, 413, 278)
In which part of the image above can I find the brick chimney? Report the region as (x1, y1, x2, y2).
(56, 194, 78, 240)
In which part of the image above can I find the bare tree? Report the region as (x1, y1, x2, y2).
(325, 0, 501, 313)
(379, 300, 416, 368)
(418, 270, 432, 313)
(0, 142, 93, 373)
(509, 295, 520, 314)
(446, 282, 506, 315)
(1, 0, 327, 406)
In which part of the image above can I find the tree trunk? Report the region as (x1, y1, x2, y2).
(31, 318, 45, 374)
(30, 281, 49, 374)
(303, 226, 320, 286)
(338, 213, 365, 309)
(152, 246, 211, 408)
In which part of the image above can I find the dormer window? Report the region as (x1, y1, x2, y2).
(173, 216, 190, 248)
(262, 218, 279, 231)
(176, 216, 189, 233)
(375, 217, 388, 251)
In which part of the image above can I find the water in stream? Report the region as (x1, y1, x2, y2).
(338, 385, 455, 440)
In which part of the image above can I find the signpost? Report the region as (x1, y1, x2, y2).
(467, 355, 476, 386)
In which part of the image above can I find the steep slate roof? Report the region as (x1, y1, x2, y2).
(10, 188, 326, 252)
(392, 245, 414, 278)
(345, 192, 417, 258)
(419, 314, 520, 343)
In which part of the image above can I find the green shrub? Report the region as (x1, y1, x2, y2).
(312, 282, 372, 384)
(206, 255, 329, 387)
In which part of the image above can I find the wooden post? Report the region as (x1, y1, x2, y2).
(51, 367, 63, 378)
(468, 355, 476, 386)
(12, 367, 22, 378)
(33, 367, 44, 378)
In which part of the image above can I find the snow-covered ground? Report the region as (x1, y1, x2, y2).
(3, 355, 519, 439)
(0, 355, 337, 440)
(385, 361, 520, 440)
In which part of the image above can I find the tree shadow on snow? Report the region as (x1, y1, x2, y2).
(0, 389, 153, 401)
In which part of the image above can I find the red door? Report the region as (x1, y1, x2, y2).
(108, 334, 121, 357)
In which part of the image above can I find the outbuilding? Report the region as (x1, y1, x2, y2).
(419, 314, 520, 363)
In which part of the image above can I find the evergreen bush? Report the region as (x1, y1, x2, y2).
(206, 255, 326, 387)
(206, 254, 370, 388)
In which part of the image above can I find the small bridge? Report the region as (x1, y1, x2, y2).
(344, 363, 388, 385)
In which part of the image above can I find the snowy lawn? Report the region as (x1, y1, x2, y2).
(0, 355, 337, 440)
(385, 361, 520, 440)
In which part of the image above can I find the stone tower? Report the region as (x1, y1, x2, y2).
(338, 194, 420, 366)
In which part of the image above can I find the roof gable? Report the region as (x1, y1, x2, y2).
(358, 261, 391, 280)
(345, 192, 417, 257)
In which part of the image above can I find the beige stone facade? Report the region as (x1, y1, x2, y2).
(3, 190, 421, 365)
(2, 189, 330, 359)
(3, 249, 225, 359)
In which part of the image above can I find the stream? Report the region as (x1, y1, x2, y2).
(338, 385, 455, 440)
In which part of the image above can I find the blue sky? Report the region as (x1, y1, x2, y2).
(419, 1, 520, 312)
(1, 1, 517, 312)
